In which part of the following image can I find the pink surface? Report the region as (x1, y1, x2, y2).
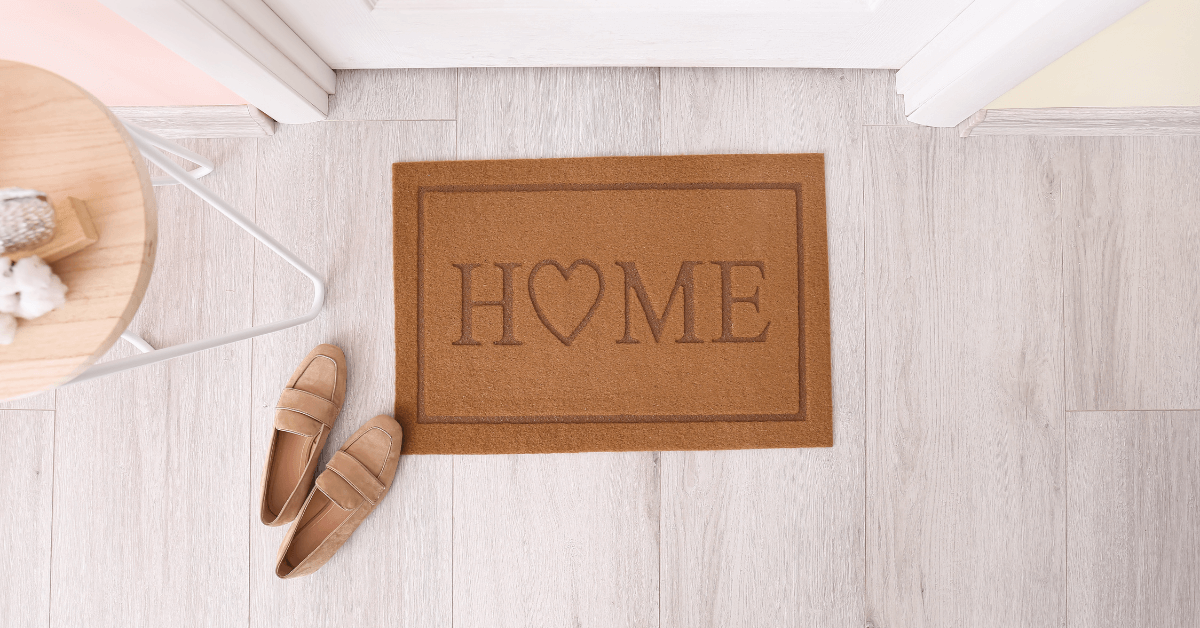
(0, 0, 246, 106)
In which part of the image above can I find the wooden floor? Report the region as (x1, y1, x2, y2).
(3, 68, 1198, 628)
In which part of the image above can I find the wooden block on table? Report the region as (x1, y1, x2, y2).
(9, 197, 98, 263)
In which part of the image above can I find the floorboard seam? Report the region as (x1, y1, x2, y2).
(247, 137, 261, 628)
(1061, 147, 1070, 628)
(1065, 408, 1200, 413)
(657, 452, 663, 628)
(45, 409, 56, 628)
(858, 117, 870, 625)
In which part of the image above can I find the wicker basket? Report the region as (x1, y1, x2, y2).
(0, 187, 56, 255)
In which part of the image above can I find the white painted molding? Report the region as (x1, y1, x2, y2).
(223, 0, 335, 94)
(957, 110, 990, 137)
(373, 0, 869, 9)
(98, 0, 333, 124)
(360, 2, 1001, 69)
(110, 105, 278, 138)
(896, 0, 1149, 127)
(959, 107, 1200, 137)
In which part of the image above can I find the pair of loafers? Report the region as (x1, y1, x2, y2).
(258, 344, 402, 579)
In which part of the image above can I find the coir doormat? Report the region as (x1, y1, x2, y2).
(393, 154, 831, 454)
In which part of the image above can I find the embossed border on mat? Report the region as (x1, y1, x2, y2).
(416, 182, 806, 425)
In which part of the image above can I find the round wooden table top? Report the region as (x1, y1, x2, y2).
(0, 60, 156, 400)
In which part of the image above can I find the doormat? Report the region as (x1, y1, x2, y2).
(393, 154, 831, 454)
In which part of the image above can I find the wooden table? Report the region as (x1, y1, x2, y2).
(0, 60, 157, 400)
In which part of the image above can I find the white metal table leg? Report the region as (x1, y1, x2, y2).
(120, 330, 154, 353)
(134, 130, 214, 187)
(69, 123, 326, 385)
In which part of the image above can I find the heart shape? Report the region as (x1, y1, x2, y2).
(527, 259, 605, 346)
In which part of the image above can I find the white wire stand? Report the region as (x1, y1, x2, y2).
(69, 122, 326, 385)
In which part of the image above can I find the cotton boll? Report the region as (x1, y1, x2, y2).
(11, 256, 68, 320)
(15, 289, 65, 319)
(0, 257, 16, 297)
(13, 282, 67, 319)
(12, 255, 58, 291)
(0, 258, 24, 313)
(0, 312, 15, 345)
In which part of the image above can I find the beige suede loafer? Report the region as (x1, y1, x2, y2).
(259, 344, 347, 526)
(275, 415, 402, 579)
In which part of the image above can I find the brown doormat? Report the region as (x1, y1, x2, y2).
(393, 154, 831, 454)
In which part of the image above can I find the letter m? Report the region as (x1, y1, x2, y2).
(616, 261, 703, 344)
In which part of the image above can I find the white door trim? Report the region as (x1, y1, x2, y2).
(896, 0, 1149, 127)
(99, 0, 334, 124)
(360, 1, 986, 69)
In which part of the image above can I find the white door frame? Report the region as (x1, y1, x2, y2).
(99, 0, 334, 124)
(897, 0, 1149, 127)
(101, 0, 1148, 128)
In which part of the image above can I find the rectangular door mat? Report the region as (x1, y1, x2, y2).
(393, 154, 831, 454)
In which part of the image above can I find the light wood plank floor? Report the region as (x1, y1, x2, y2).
(865, 129, 1067, 628)
(1064, 137, 1200, 410)
(2, 68, 1197, 628)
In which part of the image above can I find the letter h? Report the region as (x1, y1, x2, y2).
(452, 262, 523, 346)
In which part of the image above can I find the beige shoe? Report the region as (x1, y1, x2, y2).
(275, 415, 403, 579)
(259, 344, 347, 526)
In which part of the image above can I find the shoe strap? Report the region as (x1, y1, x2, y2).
(273, 409, 325, 438)
(323, 450, 387, 505)
(276, 388, 339, 428)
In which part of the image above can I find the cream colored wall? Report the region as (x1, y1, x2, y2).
(0, 0, 245, 106)
(988, 0, 1200, 109)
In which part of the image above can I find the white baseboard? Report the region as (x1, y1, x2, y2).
(959, 107, 1200, 137)
(897, 0, 1149, 128)
(110, 105, 277, 138)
